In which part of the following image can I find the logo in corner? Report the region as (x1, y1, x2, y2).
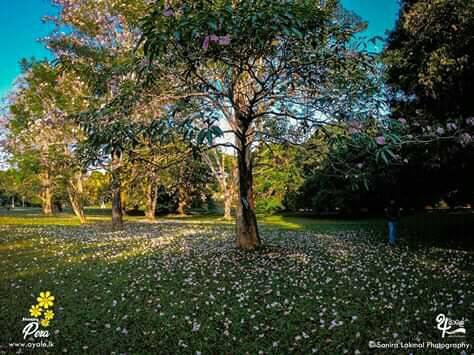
(436, 313, 466, 338)
(22, 291, 55, 340)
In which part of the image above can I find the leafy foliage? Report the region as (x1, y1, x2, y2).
(383, 0, 474, 207)
(385, 0, 474, 120)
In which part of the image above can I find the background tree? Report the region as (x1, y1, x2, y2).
(47, 0, 149, 228)
(7, 62, 88, 221)
(383, 0, 474, 207)
(384, 0, 474, 121)
(168, 151, 212, 216)
(83, 171, 111, 207)
(201, 149, 236, 220)
(295, 126, 391, 214)
(254, 144, 304, 214)
(0, 169, 23, 208)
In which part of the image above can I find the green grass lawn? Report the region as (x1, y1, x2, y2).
(0, 209, 473, 354)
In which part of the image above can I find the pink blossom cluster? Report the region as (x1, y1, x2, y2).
(446, 122, 457, 131)
(50, 0, 135, 54)
(459, 132, 472, 146)
(375, 136, 385, 145)
(202, 34, 231, 50)
(163, 8, 175, 17)
(0, 115, 8, 128)
(347, 121, 362, 134)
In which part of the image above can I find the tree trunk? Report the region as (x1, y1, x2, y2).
(67, 172, 86, 224)
(223, 186, 232, 220)
(121, 190, 127, 216)
(235, 131, 261, 250)
(111, 150, 123, 230)
(177, 185, 187, 216)
(68, 187, 86, 223)
(177, 163, 187, 216)
(221, 154, 234, 220)
(43, 192, 53, 215)
(41, 172, 54, 215)
(145, 179, 158, 221)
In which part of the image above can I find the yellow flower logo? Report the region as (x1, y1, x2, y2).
(37, 291, 55, 309)
(29, 304, 42, 318)
(28, 291, 56, 328)
(44, 310, 55, 320)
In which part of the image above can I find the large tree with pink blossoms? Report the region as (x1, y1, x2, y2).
(139, 0, 382, 249)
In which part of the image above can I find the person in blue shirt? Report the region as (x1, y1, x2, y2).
(385, 200, 400, 246)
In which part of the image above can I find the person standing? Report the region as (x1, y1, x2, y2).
(385, 200, 400, 246)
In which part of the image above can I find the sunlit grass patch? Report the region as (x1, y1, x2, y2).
(0, 207, 146, 226)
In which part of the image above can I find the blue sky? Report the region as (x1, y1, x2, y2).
(0, 1, 57, 100)
(341, 0, 400, 42)
(0, 0, 400, 100)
